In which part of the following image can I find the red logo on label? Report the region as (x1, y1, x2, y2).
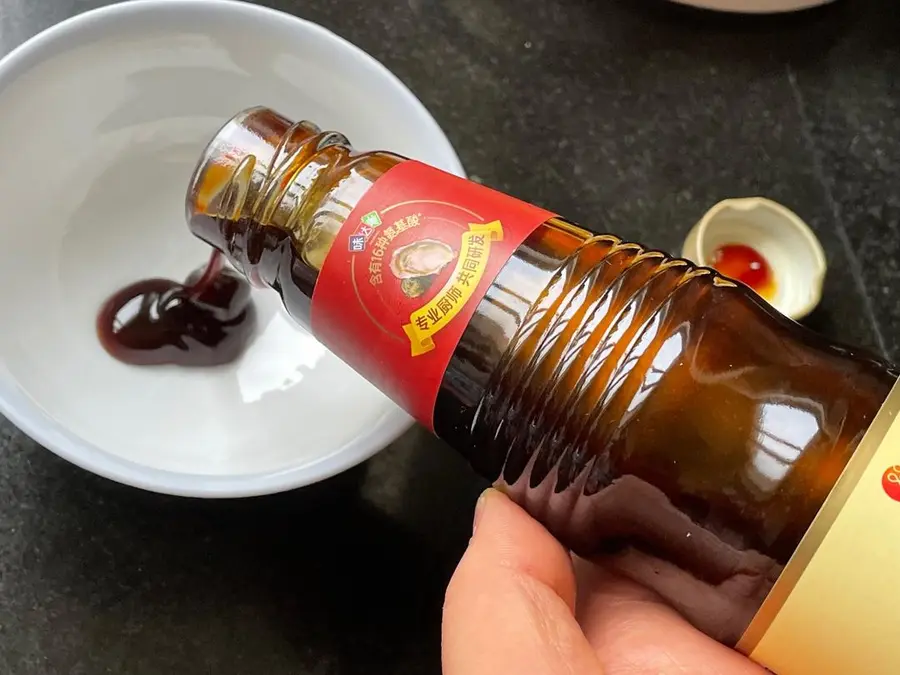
(347, 209, 502, 358)
(882, 465, 900, 502)
(311, 160, 554, 430)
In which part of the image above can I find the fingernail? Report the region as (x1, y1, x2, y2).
(473, 488, 492, 534)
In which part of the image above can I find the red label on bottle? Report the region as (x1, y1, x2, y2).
(310, 160, 555, 431)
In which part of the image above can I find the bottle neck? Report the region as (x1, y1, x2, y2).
(184, 107, 406, 322)
(185, 107, 349, 283)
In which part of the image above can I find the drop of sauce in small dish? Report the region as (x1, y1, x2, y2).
(710, 243, 776, 300)
(97, 251, 256, 367)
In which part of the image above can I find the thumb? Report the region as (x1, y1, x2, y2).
(442, 488, 602, 675)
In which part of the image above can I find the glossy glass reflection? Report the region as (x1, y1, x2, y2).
(435, 217, 897, 646)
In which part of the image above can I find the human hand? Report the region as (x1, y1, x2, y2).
(442, 488, 769, 675)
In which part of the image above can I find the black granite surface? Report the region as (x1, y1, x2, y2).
(0, 0, 898, 672)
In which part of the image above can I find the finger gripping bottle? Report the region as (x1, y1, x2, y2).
(185, 107, 900, 675)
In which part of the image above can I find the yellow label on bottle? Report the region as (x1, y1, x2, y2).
(737, 379, 900, 674)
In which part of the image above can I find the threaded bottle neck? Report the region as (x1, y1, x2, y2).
(184, 106, 351, 279)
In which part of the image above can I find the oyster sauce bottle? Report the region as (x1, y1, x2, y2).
(185, 107, 900, 675)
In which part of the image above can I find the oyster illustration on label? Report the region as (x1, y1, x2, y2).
(390, 239, 457, 298)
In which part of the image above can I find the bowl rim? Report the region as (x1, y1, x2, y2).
(682, 196, 827, 320)
(668, 0, 835, 13)
(0, 0, 465, 498)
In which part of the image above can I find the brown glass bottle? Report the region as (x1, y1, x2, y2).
(185, 107, 898, 648)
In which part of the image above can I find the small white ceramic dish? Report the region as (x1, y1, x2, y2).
(0, 0, 464, 497)
(670, 0, 835, 12)
(682, 197, 827, 320)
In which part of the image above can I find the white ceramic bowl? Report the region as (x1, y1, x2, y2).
(0, 0, 464, 497)
(682, 197, 827, 320)
(670, 0, 835, 11)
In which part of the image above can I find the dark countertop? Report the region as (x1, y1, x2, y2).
(1, 0, 897, 672)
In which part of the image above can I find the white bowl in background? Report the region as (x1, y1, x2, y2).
(671, 0, 835, 12)
(0, 0, 464, 497)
